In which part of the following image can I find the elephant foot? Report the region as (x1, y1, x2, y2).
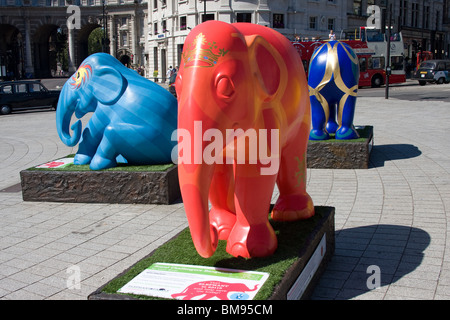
(336, 126, 359, 140)
(74, 153, 92, 165)
(89, 154, 117, 170)
(226, 221, 277, 258)
(309, 129, 329, 140)
(271, 193, 315, 221)
(210, 208, 236, 240)
(326, 121, 339, 134)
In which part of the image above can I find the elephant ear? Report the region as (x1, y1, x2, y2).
(92, 65, 125, 105)
(245, 35, 287, 102)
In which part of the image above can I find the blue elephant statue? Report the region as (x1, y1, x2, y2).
(56, 53, 178, 170)
(308, 41, 360, 140)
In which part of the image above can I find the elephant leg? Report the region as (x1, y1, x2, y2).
(226, 163, 278, 258)
(209, 163, 236, 240)
(326, 103, 339, 134)
(309, 95, 330, 140)
(272, 124, 315, 222)
(89, 127, 119, 170)
(336, 95, 359, 140)
(74, 122, 102, 165)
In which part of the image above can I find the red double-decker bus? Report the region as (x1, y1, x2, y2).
(293, 40, 386, 87)
(292, 26, 406, 87)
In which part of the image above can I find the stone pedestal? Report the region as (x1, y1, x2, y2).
(20, 165, 180, 205)
(307, 126, 373, 169)
(88, 206, 335, 301)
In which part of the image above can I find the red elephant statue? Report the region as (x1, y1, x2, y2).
(174, 21, 314, 259)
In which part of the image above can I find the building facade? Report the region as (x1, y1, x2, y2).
(0, 0, 148, 79)
(1, 0, 448, 80)
(147, 0, 350, 81)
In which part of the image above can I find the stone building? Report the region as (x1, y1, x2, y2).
(347, 0, 448, 64)
(1, 0, 448, 80)
(0, 0, 148, 79)
(148, 0, 449, 82)
(148, 0, 350, 81)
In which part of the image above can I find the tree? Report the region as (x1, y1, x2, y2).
(88, 27, 104, 55)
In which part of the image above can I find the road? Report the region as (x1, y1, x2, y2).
(359, 79, 450, 102)
(40, 77, 450, 102)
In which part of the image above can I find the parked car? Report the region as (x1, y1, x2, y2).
(0, 80, 60, 115)
(412, 59, 450, 85)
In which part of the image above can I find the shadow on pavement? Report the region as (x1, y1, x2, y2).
(369, 144, 422, 168)
(311, 224, 430, 300)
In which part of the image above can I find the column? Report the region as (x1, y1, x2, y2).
(67, 26, 76, 73)
(131, 14, 137, 65)
(24, 17, 34, 78)
(109, 15, 116, 57)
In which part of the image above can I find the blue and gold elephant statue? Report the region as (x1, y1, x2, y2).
(308, 41, 360, 140)
(56, 53, 177, 170)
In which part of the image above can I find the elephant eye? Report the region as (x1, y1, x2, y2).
(215, 75, 235, 100)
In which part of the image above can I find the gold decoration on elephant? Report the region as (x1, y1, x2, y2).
(294, 154, 306, 188)
(182, 33, 229, 68)
(308, 42, 358, 127)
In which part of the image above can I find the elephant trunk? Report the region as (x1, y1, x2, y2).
(179, 161, 218, 258)
(177, 102, 221, 258)
(56, 83, 82, 147)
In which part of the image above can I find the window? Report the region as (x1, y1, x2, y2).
(365, 29, 384, 42)
(273, 14, 284, 28)
(162, 20, 167, 32)
(16, 84, 27, 93)
(121, 32, 127, 46)
(180, 16, 187, 30)
(309, 16, 317, 30)
(412, 3, 419, 28)
(359, 57, 367, 72)
(0, 85, 13, 94)
(236, 13, 252, 23)
(153, 47, 158, 71)
(202, 14, 214, 23)
(29, 83, 45, 92)
(424, 6, 429, 29)
(121, 17, 127, 27)
(371, 57, 385, 69)
(153, 22, 158, 34)
(153, 0, 157, 10)
(353, 0, 362, 16)
(400, 0, 408, 26)
(391, 56, 404, 71)
(327, 18, 335, 31)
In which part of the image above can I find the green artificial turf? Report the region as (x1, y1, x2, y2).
(100, 206, 327, 300)
(28, 154, 175, 172)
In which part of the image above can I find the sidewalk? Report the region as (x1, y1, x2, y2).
(0, 94, 449, 300)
